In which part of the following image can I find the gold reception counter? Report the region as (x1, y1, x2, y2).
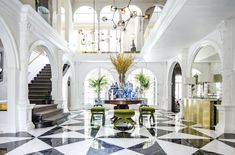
(184, 98, 220, 128)
(0, 100, 7, 111)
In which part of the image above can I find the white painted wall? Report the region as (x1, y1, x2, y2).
(72, 61, 167, 110)
(28, 53, 49, 83)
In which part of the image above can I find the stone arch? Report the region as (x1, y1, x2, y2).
(28, 40, 58, 101)
(188, 39, 222, 76)
(0, 16, 20, 132)
(62, 54, 76, 111)
(127, 67, 158, 105)
(83, 67, 114, 106)
(167, 60, 183, 111)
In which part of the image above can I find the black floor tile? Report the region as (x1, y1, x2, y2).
(38, 138, 88, 147)
(0, 139, 33, 153)
(87, 139, 123, 155)
(27, 148, 64, 155)
(128, 140, 167, 155)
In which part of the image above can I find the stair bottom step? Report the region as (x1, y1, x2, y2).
(33, 113, 69, 128)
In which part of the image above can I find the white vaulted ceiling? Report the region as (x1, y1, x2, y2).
(143, 0, 235, 61)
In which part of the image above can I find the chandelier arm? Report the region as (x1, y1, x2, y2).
(127, 0, 132, 7)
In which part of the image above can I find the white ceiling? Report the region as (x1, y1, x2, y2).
(194, 46, 220, 62)
(144, 0, 235, 61)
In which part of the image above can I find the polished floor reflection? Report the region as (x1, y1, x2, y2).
(0, 109, 235, 155)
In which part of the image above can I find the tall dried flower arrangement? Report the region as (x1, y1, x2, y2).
(110, 53, 134, 87)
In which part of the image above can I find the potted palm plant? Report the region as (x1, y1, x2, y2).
(135, 72, 150, 98)
(89, 75, 108, 105)
(110, 53, 134, 87)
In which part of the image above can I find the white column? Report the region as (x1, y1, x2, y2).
(57, 0, 62, 34)
(17, 6, 35, 131)
(216, 19, 235, 133)
(51, 0, 57, 29)
(64, 0, 73, 43)
(53, 50, 65, 111)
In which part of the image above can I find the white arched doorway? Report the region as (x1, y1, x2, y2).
(0, 17, 20, 132)
(62, 56, 76, 111)
(27, 41, 58, 104)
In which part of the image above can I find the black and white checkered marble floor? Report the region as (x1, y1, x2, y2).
(1, 109, 235, 155)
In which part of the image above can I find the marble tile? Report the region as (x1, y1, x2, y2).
(0, 139, 32, 154)
(0, 137, 32, 144)
(128, 139, 167, 155)
(217, 133, 235, 139)
(39, 126, 72, 137)
(110, 149, 144, 155)
(218, 139, 235, 148)
(1, 109, 234, 155)
(76, 126, 100, 138)
(160, 138, 213, 148)
(201, 139, 235, 155)
(178, 127, 211, 138)
(98, 138, 150, 148)
(87, 139, 124, 155)
(26, 148, 64, 155)
(157, 139, 198, 155)
(192, 127, 223, 139)
(6, 138, 52, 155)
(40, 131, 92, 139)
(0, 132, 34, 138)
(28, 126, 56, 138)
(192, 149, 222, 155)
(38, 137, 90, 147)
(147, 128, 173, 137)
(152, 126, 185, 132)
(158, 132, 211, 139)
(55, 139, 93, 155)
(60, 119, 82, 126)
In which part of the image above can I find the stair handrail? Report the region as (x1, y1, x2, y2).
(63, 64, 70, 76)
(28, 51, 44, 65)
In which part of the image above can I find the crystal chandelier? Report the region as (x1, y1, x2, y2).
(102, 0, 137, 31)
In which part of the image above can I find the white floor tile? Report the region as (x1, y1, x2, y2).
(95, 126, 119, 138)
(40, 131, 92, 139)
(61, 125, 86, 131)
(155, 126, 185, 132)
(55, 139, 93, 155)
(157, 139, 198, 155)
(0, 137, 32, 144)
(6, 138, 52, 155)
(98, 138, 149, 148)
(158, 132, 210, 139)
(28, 126, 56, 137)
(110, 149, 144, 155)
(201, 139, 235, 155)
(61, 119, 82, 125)
(192, 127, 223, 138)
(219, 139, 235, 143)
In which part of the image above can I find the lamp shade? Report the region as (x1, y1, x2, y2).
(184, 77, 196, 85)
(214, 74, 222, 83)
(198, 74, 213, 83)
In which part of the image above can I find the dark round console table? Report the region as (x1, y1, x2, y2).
(104, 99, 144, 109)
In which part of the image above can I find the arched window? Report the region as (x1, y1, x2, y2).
(127, 68, 157, 105)
(73, 6, 98, 52)
(84, 68, 114, 105)
(100, 5, 142, 52)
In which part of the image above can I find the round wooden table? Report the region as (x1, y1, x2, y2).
(104, 99, 144, 109)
